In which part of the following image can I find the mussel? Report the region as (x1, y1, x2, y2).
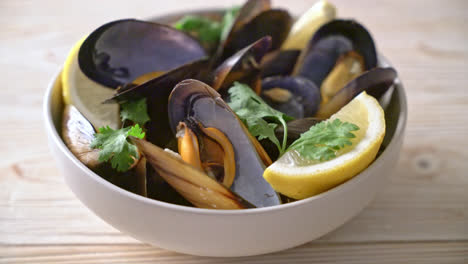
(79, 19, 207, 88)
(107, 59, 211, 147)
(211, 36, 271, 94)
(61, 1, 402, 210)
(227, 0, 271, 35)
(134, 138, 253, 209)
(176, 119, 236, 188)
(168, 79, 281, 207)
(260, 49, 300, 78)
(222, 10, 292, 58)
(316, 67, 397, 118)
(214, 0, 292, 64)
(256, 19, 385, 122)
(261, 76, 321, 119)
(293, 19, 377, 103)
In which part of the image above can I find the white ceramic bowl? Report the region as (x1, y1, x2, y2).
(44, 11, 407, 257)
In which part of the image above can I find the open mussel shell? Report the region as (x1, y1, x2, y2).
(62, 105, 101, 169)
(220, 9, 293, 61)
(78, 19, 207, 88)
(107, 59, 211, 147)
(176, 119, 236, 189)
(261, 49, 300, 78)
(211, 36, 272, 94)
(316, 67, 397, 118)
(261, 76, 321, 119)
(168, 79, 281, 207)
(228, 0, 271, 35)
(214, 0, 271, 63)
(295, 19, 377, 87)
(134, 138, 253, 209)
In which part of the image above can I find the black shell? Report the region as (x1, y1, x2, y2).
(107, 59, 211, 147)
(295, 19, 377, 86)
(78, 19, 207, 88)
(168, 79, 281, 207)
(261, 76, 321, 118)
(220, 9, 293, 62)
(227, 0, 271, 35)
(261, 49, 300, 78)
(316, 67, 397, 118)
(213, 0, 271, 64)
(211, 36, 272, 94)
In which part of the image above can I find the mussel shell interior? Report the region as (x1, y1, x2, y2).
(296, 19, 377, 86)
(168, 79, 281, 207)
(310, 19, 377, 69)
(316, 67, 397, 118)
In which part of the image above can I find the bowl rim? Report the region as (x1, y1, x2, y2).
(43, 16, 408, 216)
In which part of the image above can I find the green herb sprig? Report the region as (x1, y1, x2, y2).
(287, 119, 359, 161)
(228, 82, 293, 156)
(90, 124, 145, 172)
(174, 6, 240, 47)
(90, 97, 150, 172)
(227, 83, 360, 162)
(120, 98, 150, 126)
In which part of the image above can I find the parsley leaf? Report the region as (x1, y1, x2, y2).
(174, 6, 240, 46)
(120, 98, 150, 126)
(220, 6, 240, 42)
(287, 119, 360, 162)
(90, 124, 145, 172)
(228, 82, 293, 156)
(174, 15, 222, 44)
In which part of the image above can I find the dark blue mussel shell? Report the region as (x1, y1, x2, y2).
(78, 19, 207, 88)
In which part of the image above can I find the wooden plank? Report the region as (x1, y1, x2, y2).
(1, 242, 467, 264)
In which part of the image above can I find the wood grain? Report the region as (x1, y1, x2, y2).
(1, 0, 467, 263)
(1, 242, 467, 264)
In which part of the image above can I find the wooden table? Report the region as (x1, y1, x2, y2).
(1, 0, 467, 263)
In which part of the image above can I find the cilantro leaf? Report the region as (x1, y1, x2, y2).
(174, 15, 222, 44)
(228, 82, 293, 155)
(90, 124, 145, 172)
(220, 6, 240, 42)
(244, 117, 281, 151)
(287, 119, 360, 162)
(174, 6, 239, 46)
(120, 98, 150, 126)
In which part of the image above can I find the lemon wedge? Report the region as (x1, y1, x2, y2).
(62, 38, 120, 129)
(281, 0, 336, 50)
(263, 92, 386, 199)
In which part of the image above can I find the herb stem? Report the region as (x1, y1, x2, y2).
(279, 119, 288, 157)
